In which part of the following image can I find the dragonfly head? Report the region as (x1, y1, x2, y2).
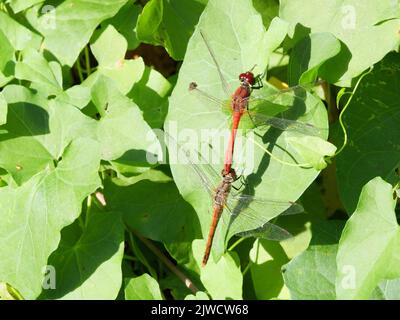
(239, 71, 255, 86)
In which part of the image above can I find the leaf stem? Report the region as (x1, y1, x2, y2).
(76, 58, 84, 83)
(6, 284, 24, 300)
(128, 231, 158, 279)
(242, 261, 252, 276)
(334, 66, 374, 157)
(228, 237, 245, 251)
(131, 230, 199, 295)
(123, 254, 138, 262)
(84, 46, 91, 76)
(0, 2, 9, 13)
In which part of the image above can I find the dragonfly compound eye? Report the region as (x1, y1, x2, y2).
(239, 72, 255, 85)
(244, 71, 255, 85)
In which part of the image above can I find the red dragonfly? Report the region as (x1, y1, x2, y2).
(165, 134, 303, 267)
(189, 31, 326, 173)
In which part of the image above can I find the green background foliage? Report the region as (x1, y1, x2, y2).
(0, 0, 399, 300)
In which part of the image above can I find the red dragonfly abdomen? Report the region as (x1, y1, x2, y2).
(202, 205, 224, 267)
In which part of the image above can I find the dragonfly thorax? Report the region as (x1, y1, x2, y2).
(221, 168, 237, 182)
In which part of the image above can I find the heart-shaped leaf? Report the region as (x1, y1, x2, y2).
(166, 0, 329, 263)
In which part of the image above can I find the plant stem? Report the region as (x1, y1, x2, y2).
(128, 231, 158, 279)
(242, 261, 252, 276)
(89, 190, 199, 295)
(7, 284, 24, 300)
(334, 66, 373, 157)
(132, 230, 199, 295)
(84, 46, 91, 76)
(228, 237, 245, 251)
(76, 58, 84, 83)
(243, 240, 261, 276)
(123, 254, 138, 262)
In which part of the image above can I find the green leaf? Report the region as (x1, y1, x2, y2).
(0, 11, 41, 50)
(286, 135, 337, 170)
(193, 240, 243, 299)
(166, 0, 328, 263)
(0, 282, 17, 300)
(0, 85, 97, 185)
(40, 209, 124, 299)
(336, 177, 400, 299)
(128, 66, 172, 128)
(125, 274, 163, 300)
(283, 220, 345, 300)
(27, 0, 128, 66)
(252, 0, 280, 29)
(373, 279, 400, 299)
(86, 57, 144, 96)
(336, 53, 400, 212)
(0, 29, 14, 72)
(56, 85, 91, 110)
(185, 291, 210, 300)
(248, 239, 290, 300)
(91, 76, 160, 163)
(104, 174, 201, 244)
(0, 93, 7, 126)
(136, 0, 207, 60)
(87, 28, 145, 94)
(280, 0, 400, 83)
(8, 0, 43, 13)
(159, 273, 194, 300)
(15, 49, 63, 96)
(288, 32, 341, 85)
(100, 2, 141, 50)
(0, 138, 101, 299)
(91, 25, 127, 68)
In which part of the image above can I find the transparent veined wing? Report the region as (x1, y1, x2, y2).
(164, 131, 219, 199)
(236, 221, 293, 241)
(220, 192, 303, 241)
(164, 130, 303, 242)
(199, 30, 232, 96)
(188, 80, 327, 137)
(248, 112, 328, 137)
(247, 80, 326, 105)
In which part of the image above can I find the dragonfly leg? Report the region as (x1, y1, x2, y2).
(251, 73, 264, 90)
(231, 173, 246, 191)
(246, 105, 257, 127)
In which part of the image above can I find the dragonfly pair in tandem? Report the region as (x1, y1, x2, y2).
(175, 31, 326, 266)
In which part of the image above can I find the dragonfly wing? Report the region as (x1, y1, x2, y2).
(221, 193, 303, 236)
(230, 193, 304, 215)
(199, 30, 232, 96)
(250, 113, 326, 136)
(220, 201, 294, 241)
(164, 131, 219, 198)
(249, 79, 325, 103)
(188, 83, 232, 115)
(236, 221, 293, 241)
